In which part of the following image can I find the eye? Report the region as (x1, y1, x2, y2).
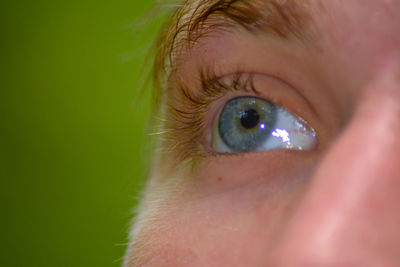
(212, 96, 317, 153)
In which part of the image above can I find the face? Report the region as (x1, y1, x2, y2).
(125, 0, 400, 266)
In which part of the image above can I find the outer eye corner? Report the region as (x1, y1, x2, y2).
(212, 96, 317, 154)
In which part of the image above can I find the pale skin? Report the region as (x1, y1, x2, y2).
(125, 0, 400, 266)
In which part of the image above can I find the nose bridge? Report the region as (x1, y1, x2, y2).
(270, 61, 400, 266)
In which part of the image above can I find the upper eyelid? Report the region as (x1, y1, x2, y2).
(197, 70, 318, 121)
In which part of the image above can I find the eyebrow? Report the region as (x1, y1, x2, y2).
(188, 0, 312, 41)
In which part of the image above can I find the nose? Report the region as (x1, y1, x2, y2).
(269, 61, 400, 266)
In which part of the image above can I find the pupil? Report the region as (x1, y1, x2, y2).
(240, 109, 260, 129)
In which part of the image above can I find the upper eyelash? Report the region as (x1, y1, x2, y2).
(160, 69, 258, 162)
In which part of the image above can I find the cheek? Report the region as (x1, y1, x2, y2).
(129, 153, 316, 266)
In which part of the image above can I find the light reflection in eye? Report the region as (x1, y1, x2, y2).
(212, 96, 317, 153)
(272, 129, 291, 143)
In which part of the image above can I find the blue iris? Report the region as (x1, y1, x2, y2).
(218, 96, 277, 152)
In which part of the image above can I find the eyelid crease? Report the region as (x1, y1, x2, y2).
(202, 69, 319, 122)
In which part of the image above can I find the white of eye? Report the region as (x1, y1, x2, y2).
(261, 106, 317, 151)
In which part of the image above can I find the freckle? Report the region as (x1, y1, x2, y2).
(217, 177, 223, 182)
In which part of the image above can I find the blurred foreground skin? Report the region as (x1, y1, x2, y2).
(125, 0, 400, 266)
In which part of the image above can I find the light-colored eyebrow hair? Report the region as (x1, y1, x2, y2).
(153, 0, 313, 104)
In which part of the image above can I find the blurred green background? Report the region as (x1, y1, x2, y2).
(1, 1, 168, 266)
